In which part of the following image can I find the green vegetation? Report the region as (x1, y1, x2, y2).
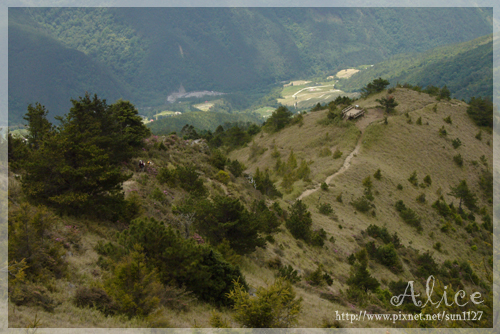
(451, 138, 462, 149)
(227, 278, 302, 328)
(9, 7, 493, 123)
(453, 153, 464, 167)
(148, 112, 262, 137)
(351, 196, 373, 213)
(466, 96, 493, 128)
(366, 224, 401, 248)
(416, 193, 426, 204)
(449, 180, 478, 211)
(6, 32, 495, 326)
(408, 171, 418, 186)
(193, 196, 266, 255)
(439, 126, 447, 137)
(361, 78, 390, 98)
(286, 200, 312, 242)
(158, 164, 207, 196)
(373, 242, 401, 272)
(9, 204, 68, 280)
(375, 95, 398, 113)
(254, 168, 282, 198)
(264, 106, 293, 132)
(104, 245, 166, 318)
(347, 249, 380, 293)
(395, 200, 422, 231)
(117, 217, 247, 306)
(19, 94, 150, 218)
(337, 34, 493, 101)
(317, 202, 334, 216)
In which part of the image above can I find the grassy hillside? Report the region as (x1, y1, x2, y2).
(228, 88, 493, 326)
(7, 88, 493, 328)
(337, 34, 493, 100)
(8, 7, 493, 121)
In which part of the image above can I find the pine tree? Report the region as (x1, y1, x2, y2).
(23, 102, 54, 150)
(376, 96, 399, 113)
(286, 149, 298, 170)
(265, 106, 293, 132)
(285, 200, 312, 241)
(361, 77, 390, 97)
(105, 245, 163, 318)
(439, 85, 451, 100)
(449, 180, 478, 211)
(227, 278, 302, 328)
(117, 217, 247, 306)
(194, 196, 265, 255)
(347, 250, 380, 293)
(21, 93, 149, 217)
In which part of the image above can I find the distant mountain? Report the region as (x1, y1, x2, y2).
(8, 7, 493, 123)
(8, 11, 131, 125)
(336, 34, 493, 101)
(147, 111, 263, 135)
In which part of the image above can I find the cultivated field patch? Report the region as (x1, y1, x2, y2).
(335, 68, 360, 79)
(253, 106, 276, 118)
(193, 101, 216, 111)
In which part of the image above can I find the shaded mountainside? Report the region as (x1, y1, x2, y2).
(8, 7, 493, 122)
(6, 88, 494, 328)
(337, 34, 493, 101)
(8, 15, 131, 125)
(146, 111, 263, 135)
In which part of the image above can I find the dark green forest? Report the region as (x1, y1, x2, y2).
(8, 7, 493, 123)
(147, 111, 262, 135)
(337, 34, 493, 101)
(8, 16, 130, 125)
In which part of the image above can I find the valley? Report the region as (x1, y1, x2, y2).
(4, 6, 496, 331)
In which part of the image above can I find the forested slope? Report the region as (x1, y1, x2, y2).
(337, 34, 493, 100)
(8, 7, 493, 122)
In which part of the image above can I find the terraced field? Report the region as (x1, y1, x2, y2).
(278, 83, 359, 110)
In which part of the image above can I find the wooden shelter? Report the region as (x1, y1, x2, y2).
(341, 105, 365, 120)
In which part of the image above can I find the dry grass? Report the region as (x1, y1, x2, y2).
(193, 101, 215, 111)
(298, 88, 492, 278)
(8, 88, 493, 328)
(229, 108, 361, 200)
(336, 68, 360, 79)
(227, 88, 492, 326)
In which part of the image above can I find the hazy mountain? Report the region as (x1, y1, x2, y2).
(8, 10, 131, 124)
(337, 34, 493, 100)
(8, 7, 493, 123)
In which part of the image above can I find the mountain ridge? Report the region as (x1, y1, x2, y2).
(8, 7, 493, 122)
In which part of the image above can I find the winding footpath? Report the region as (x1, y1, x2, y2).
(296, 107, 384, 200)
(297, 132, 363, 200)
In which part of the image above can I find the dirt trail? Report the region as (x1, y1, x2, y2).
(297, 109, 384, 201)
(297, 133, 363, 200)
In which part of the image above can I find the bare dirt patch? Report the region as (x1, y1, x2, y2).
(335, 68, 359, 79)
(355, 108, 385, 130)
